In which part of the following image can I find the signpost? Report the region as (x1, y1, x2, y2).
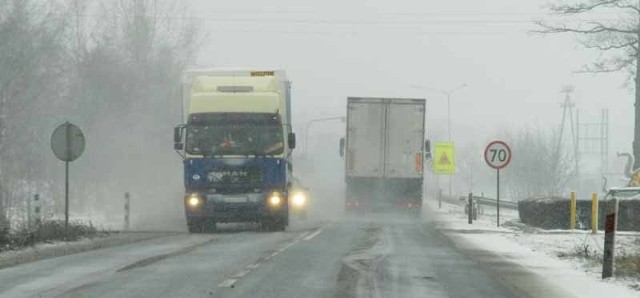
(484, 140, 512, 227)
(51, 122, 85, 237)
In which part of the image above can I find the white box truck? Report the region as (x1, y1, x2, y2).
(339, 97, 429, 213)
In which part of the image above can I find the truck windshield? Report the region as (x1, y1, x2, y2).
(185, 113, 284, 156)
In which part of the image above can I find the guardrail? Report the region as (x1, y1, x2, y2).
(456, 195, 518, 210)
(476, 196, 518, 210)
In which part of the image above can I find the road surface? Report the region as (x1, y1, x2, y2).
(0, 210, 573, 298)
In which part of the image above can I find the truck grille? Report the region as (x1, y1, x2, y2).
(207, 167, 262, 188)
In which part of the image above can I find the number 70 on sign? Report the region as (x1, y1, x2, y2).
(484, 141, 512, 170)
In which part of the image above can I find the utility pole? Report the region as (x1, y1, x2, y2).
(635, 0, 640, 170)
(556, 86, 579, 183)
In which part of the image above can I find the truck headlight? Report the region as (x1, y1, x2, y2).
(292, 192, 306, 207)
(269, 192, 282, 206)
(187, 194, 202, 207)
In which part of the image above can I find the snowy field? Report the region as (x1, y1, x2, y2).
(426, 199, 640, 296)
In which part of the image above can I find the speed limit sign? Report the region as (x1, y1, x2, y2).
(484, 141, 511, 170)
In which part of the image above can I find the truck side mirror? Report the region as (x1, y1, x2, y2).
(424, 139, 432, 160)
(174, 126, 184, 150)
(339, 138, 345, 157)
(288, 132, 296, 149)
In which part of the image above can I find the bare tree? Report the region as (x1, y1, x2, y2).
(501, 127, 575, 200)
(536, 0, 640, 170)
(0, 0, 69, 232)
(67, 0, 202, 217)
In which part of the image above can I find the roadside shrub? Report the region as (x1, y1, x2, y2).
(616, 255, 640, 278)
(0, 218, 8, 248)
(1, 220, 102, 252)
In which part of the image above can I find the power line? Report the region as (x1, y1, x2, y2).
(207, 29, 525, 36)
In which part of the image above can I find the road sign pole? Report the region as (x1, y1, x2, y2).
(497, 169, 500, 227)
(65, 160, 69, 236)
(65, 123, 70, 238)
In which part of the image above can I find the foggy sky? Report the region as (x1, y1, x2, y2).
(190, 0, 633, 174)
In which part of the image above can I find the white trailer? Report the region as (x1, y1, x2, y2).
(341, 97, 427, 212)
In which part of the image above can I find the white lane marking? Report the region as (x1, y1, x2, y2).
(297, 231, 311, 240)
(232, 270, 250, 278)
(218, 279, 237, 288)
(303, 228, 324, 241)
(277, 240, 298, 253)
(218, 229, 319, 288)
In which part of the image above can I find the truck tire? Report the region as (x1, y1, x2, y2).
(260, 216, 286, 232)
(187, 218, 203, 234)
(188, 219, 216, 233)
(259, 218, 272, 232)
(202, 219, 217, 233)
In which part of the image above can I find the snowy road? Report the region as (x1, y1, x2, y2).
(0, 208, 622, 298)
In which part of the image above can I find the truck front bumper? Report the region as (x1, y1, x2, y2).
(184, 192, 287, 223)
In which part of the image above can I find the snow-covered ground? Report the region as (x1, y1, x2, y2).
(426, 199, 640, 296)
(0, 232, 174, 269)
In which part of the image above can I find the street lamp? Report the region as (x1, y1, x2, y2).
(411, 83, 467, 197)
(304, 116, 346, 156)
(410, 84, 467, 141)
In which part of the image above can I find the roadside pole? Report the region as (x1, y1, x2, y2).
(570, 192, 576, 230)
(592, 193, 598, 234)
(602, 198, 619, 279)
(124, 192, 131, 231)
(27, 195, 32, 231)
(34, 194, 41, 226)
(468, 193, 473, 224)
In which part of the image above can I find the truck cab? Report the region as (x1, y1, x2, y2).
(174, 69, 295, 232)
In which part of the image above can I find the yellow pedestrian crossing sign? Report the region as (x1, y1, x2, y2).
(433, 142, 456, 174)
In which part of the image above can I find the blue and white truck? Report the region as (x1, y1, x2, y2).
(174, 69, 295, 232)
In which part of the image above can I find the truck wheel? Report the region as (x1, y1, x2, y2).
(259, 218, 272, 232)
(202, 219, 217, 233)
(261, 217, 285, 232)
(187, 219, 203, 234)
(272, 219, 286, 231)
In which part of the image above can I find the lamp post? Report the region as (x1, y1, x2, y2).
(411, 84, 467, 196)
(304, 116, 346, 156)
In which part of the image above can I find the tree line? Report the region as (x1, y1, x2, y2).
(0, 0, 201, 232)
